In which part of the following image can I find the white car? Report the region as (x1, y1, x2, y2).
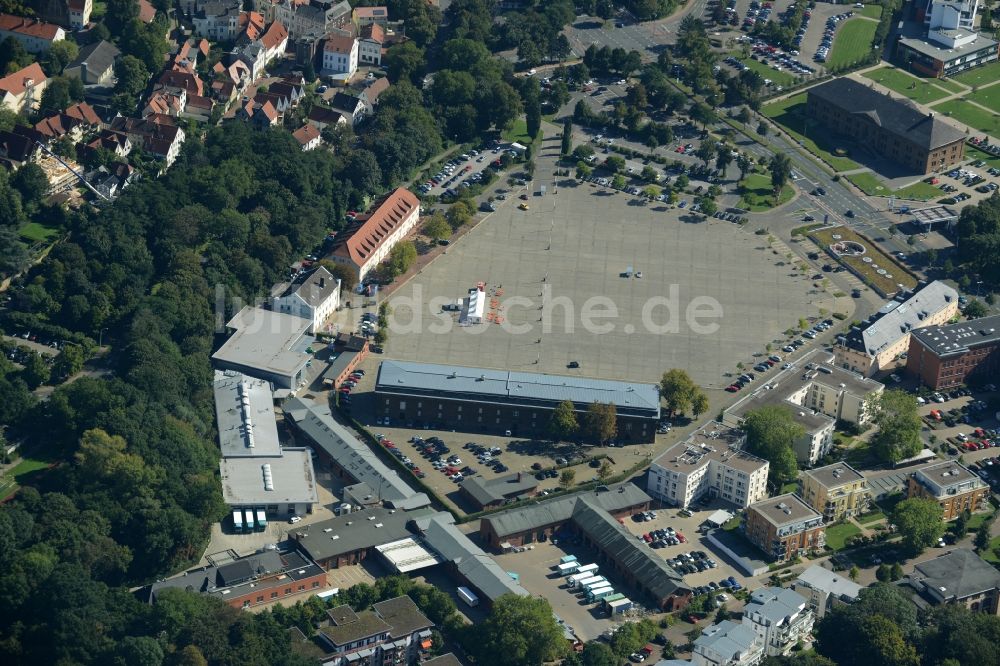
(289, 516, 302, 524)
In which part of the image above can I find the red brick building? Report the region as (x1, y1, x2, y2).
(906, 315, 1000, 389)
(743, 494, 826, 562)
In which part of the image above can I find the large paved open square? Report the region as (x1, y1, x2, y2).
(381, 181, 819, 386)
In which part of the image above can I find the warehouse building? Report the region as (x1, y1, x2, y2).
(479, 482, 651, 549)
(905, 314, 1000, 389)
(374, 360, 661, 443)
(647, 422, 769, 509)
(212, 306, 315, 390)
(459, 472, 539, 511)
(283, 397, 431, 510)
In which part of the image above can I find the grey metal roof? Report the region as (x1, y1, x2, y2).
(289, 506, 420, 562)
(413, 512, 529, 601)
(795, 565, 861, 601)
(459, 472, 538, 507)
(802, 462, 866, 491)
(572, 500, 687, 602)
(481, 483, 651, 539)
(808, 79, 966, 150)
(211, 306, 314, 380)
(899, 31, 997, 63)
(422, 655, 464, 666)
(284, 398, 430, 509)
(219, 449, 318, 506)
(694, 620, 758, 661)
(323, 351, 359, 383)
(214, 370, 282, 458)
(910, 314, 1000, 357)
(376, 360, 660, 418)
(912, 549, 1000, 600)
(841, 281, 958, 357)
(148, 549, 321, 602)
(912, 460, 985, 498)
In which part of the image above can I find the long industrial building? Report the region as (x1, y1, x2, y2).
(374, 360, 661, 443)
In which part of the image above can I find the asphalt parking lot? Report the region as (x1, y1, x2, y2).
(379, 134, 820, 387)
(420, 147, 508, 197)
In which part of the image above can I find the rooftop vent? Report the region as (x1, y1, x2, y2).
(262, 464, 274, 491)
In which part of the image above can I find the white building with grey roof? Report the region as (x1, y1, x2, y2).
(743, 587, 814, 657)
(692, 620, 764, 666)
(793, 565, 861, 618)
(214, 371, 319, 520)
(834, 280, 958, 377)
(648, 422, 769, 509)
(271, 265, 340, 334)
(211, 306, 315, 390)
(375, 360, 661, 443)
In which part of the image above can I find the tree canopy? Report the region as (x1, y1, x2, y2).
(463, 594, 567, 666)
(741, 405, 801, 485)
(891, 497, 945, 554)
(869, 389, 923, 463)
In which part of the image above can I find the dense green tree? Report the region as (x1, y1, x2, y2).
(549, 399, 579, 441)
(659, 368, 705, 416)
(584, 401, 617, 444)
(386, 241, 417, 278)
(44, 39, 79, 76)
(465, 594, 568, 666)
(422, 213, 451, 242)
(963, 299, 988, 318)
(580, 641, 617, 666)
(891, 497, 945, 553)
(869, 389, 923, 463)
(741, 405, 802, 486)
(522, 77, 541, 141)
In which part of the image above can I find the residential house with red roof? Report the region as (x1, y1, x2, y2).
(34, 101, 100, 142)
(138, 0, 157, 23)
(0, 62, 47, 113)
(321, 33, 357, 76)
(329, 187, 421, 282)
(157, 68, 204, 97)
(353, 6, 388, 26)
(358, 23, 383, 65)
(292, 122, 321, 151)
(0, 13, 65, 52)
(109, 115, 186, 167)
(260, 20, 288, 62)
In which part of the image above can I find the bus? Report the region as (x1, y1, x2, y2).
(574, 563, 599, 578)
(557, 561, 580, 576)
(255, 508, 267, 532)
(233, 509, 244, 533)
(560, 555, 578, 564)
(587, 586, 615, 602)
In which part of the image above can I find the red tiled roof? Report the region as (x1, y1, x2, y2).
(353, 6, 388, 19)
(259, 100, 278, 121)
(324, 34, 356, 54)
(240, 11, 265, 40)
(35, 114, 74, 138)
(360, 23, 384, 43)
(157, 69, 203, 96)
(332, 188, 420, 268)
(260, 20, 287, 51)
(364, 76, 389, 104)
(0, 13, 62, 40)
(67, 0, 86, 11)
(138, 0, 156, 23)
(0, 62, 46, 96)
(292, 123, 320, 146)
(64, 102, 100, 125)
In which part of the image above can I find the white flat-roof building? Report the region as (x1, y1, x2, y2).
(692, 620, 764, 666)
(793, 565, 862, 618)
(743, 587, 814, 657)
(211, 306, 315, 389)
(647, 422, 769, 509)
(271, 266, 341, 334)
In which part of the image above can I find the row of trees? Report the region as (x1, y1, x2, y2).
(549, 400, 619, 444)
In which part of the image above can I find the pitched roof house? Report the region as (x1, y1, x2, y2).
(0, 13, 66, 52)
(329, 91, 366, 124)
(0, 62, 47, 113)
(292, 122, 322, 151)
(329, 187, 421, 281)
(64, 40, 120, 86)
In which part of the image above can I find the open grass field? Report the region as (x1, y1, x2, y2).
(739, 172, 795, 211)
(965, 145, 1000, 169)
(738, 56, 799, 88)
(856, 510, 886, 525)
(967, 85, 1000, 115)
(502, 117, 536, 145)
(810, 225, 918, 294)
(762, 94, 862, 171)
(825, 522, 862, 550)
(931, 98, 1000, 139)
(953, 61, 1000, 87)
(932, 77, 966, 93)
(18, 222, 60, 243)
(861, 66, 953, 105)
(0, 456, 53, 500)
(858, 4, 883, 18)
(894, 180, 945, 201)
(826, 18, 878, 69)
(845, 171, 889, 196)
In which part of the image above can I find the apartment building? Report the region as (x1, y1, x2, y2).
(743, 588, 815, 657)
(908, 549, 1000, 614)
(647, 422, 769, 510)
(743, 494, 825, 562)
(318, 596, 434, 665)
(907, 461, 989, 520)
(807, 79, 966, 174)
(724, 350, 883, 465)
(328, 187, 420, 283)
(322, 33, 358, 76)
(799, 463, 870, 523)
(271, 265, 340, 333)
(905, 314, 1000, 389)
(692, 620, 764, 666)
(0, 62, 47, 114)
(274, 0, 351, 39)
(793, 565, 861, 619)
(834, 281, 959, 376)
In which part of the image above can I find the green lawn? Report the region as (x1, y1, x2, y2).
(968, 85, 1000, 115)
(827, 18, 879, 69)
(982, 537, 1000, 564)
(931, 98, 1000, 139)
(846, 171, 890, 196)
(894, 180, 946, 201)
(825, 522, 862, 550)
(19, 222, 60, 243)
(933, 77, 966, 93)
(502, 117, 536, 145)
(810, 225, 918, 294)
(858, 3, 883, 18)
(0, 456, 53, 500)
(965, 145, 1000, 169)
(738, 56, 799, 88)
(739, 172, 795, 211)
(952, 61, 1000, 87)
(857, 510, 886, 525)
(967, 508, 996, 532)
(780, 481, 800, 494)
(861, 66, 953, 105)
(761, 94, 862, 171)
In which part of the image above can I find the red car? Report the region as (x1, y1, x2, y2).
(676, 532, 686, 543)
(726, 385, 739, 392)
(643, 533, 653, 542)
